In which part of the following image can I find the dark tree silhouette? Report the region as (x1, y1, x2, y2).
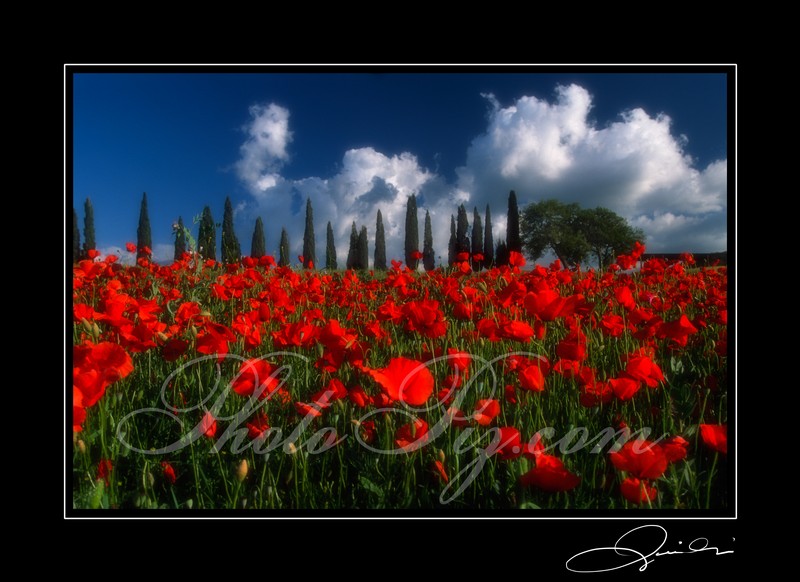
(302, 198, 316, 269)
(326, 221, 338, 270)
(374, 210, 387, 271)
(174, 216, 187, 260)
(483, 205, 494, 269)
(251, 217, 266, 258)
(423, 210, 435, 271)
(221, 196, 241, 264)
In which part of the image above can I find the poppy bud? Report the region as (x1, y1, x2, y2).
(77, 439, 86, 454)
(236, 459, 248, 482)
(437, 449, 446, 463)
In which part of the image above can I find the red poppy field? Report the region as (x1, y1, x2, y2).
(71, 246, 729, 510)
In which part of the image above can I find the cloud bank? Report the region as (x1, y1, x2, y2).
(235, 85, 727, 268)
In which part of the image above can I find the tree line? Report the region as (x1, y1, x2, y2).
(73, 190, 643, 271)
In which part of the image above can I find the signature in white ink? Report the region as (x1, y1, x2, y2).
(565, 524, 734, 573)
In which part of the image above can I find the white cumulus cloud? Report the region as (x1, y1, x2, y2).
(234, 88, 727, 268)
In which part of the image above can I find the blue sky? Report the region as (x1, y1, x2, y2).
(71, 68, 729, 266)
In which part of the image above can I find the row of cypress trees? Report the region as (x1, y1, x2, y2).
(73, 190, 522, 270)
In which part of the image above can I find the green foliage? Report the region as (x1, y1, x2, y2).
(521, 199, 588, 267)
(137, 192, 152, 260)
(174, 216, 187, 260)
(374, 210, 387, 271)
(221, 196, 241, 264)
(423, 210, 435, 271)
(507, 190, 522, 253)
(302, 198, 316, 269)
(251, 217, 266, 258)
(326, 221, 338, 270)
(580, 207, 646, 270)
(471, 206, 483, 271)
(198, 206, 216, 261)
(83, 198, 96, 256)
(404, 194, 419, 269)
(73, 207, 80, 262)
(483, 204, 494, 269)
(521, 200, 644, 269)
(278, 227, 290, 267)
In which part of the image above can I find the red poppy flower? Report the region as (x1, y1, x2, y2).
(125, 242, 137, 253)
(519, 363, 546, 392)
(97, 459, 113, 486)
(410, 250, 423, 260)
(431, 460, 449, 483)
(348, 385, 371, 408)
(624, 355, 665, 388)
(231, 359, 279, 400)
(662, 436, 689, 462)
(363, 357, 434, 406)
(295, 401, 324, 418)
(508, 251, 526, 267)
(519, 453, 581, 492)
(402, 299, 447, 339)
(609, 440, 668, 479)
(199, 411, 217, 438)
(699, 424, 727, 454)
(474, 399, 501, 426)
(580, 381, 613, 407)
(524, 288, 565, 322)
(555, 330, 585, 362)
(620, 477, 658, 505)
(87, 249, 101, 260)
(162, 338, 189, 362)
(352, 420, 375, 444)
(609, 376, 641, 401)
(161, 461, 177, 485)
(658, 314, 699, 345)
(600, 313, 626, 337)
(246, 412, 270, 440)
(456, 251, 470, 262)
(488, 427, 523, 461)
(395, 417, 429, 450)
(446, 348, 471, 372)
(500, 319, 535, 343)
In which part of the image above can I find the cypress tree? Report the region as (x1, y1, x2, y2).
(374, 210, 387, 271)
(456, 204, 470, 254)
(496, 240, 510, 267)
(198, 205, 217, 261)
(302, 198, 316, 269)
(72, 207, 80, 262)
(174, 216, 187, 261)
(136, 192, 152, 260)
(423, 210, 435, 271)
(357, 226, 369, 270)
(83, 198, 96, 257)
(325, 221, 338, 270)
(483, 205, 494, 269)
(507, 190, 522, 253)
(346, 222, 358, 270)
(251, 217, 266, 258)
(448, 215, 456, 266)
(404, 194, 419, 270)
(278, 228, 290, 267)
(221, 196, 241, 264)
(471, 206, 483, 271)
